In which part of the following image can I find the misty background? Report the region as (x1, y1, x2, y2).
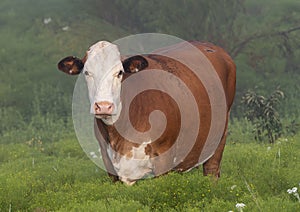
(1, 0, 299, 143)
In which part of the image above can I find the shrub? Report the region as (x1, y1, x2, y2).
(241, 88, 284, 143)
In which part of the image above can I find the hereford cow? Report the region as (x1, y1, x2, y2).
(57, 40, 236, 185)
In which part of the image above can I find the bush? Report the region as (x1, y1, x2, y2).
(241, 88, 284, 143)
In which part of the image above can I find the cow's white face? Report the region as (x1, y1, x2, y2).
(58, 41, 148, 124)
(83, 41, 124, 122)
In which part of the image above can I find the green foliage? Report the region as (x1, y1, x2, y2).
(284, 119, 300, 136)
(228, 118, 256, 143)
(101, 0, 246, 50)
(0, 0, 127, 144)
(242, 89, 284, 143)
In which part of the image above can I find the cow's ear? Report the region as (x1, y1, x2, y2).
(122, 55, 148, 73)
(57, 56, 85, 75)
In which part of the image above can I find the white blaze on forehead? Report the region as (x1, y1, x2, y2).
(86, 41, 120, 64)
(83, 41, 124, 115)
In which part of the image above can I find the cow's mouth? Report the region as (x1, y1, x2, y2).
(95, 114, 113, 119)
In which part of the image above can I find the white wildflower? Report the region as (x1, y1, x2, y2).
(236, 203, 246, 211)
(292, 187, 298, 193)
(236, 203, 246, 208)
(62, 26, 69, 31)
(287, 186, 300, 203)
(231, 185, 237, 190)
(287, 187, 298, 194)
(43, 17, 52, 25)
(267, 146, 271, 151)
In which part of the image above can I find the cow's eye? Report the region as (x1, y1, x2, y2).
(84, 71, 91, 76)
(116, 70, 123, 78)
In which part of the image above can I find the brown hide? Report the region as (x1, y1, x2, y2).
(95, 41, 236, 181)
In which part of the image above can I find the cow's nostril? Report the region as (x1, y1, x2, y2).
(94, 101, 114, 115)
(95, 103, 102, 111)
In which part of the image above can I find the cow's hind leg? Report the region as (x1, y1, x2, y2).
(203, 114, 229, 178)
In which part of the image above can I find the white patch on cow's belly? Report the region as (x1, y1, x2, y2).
(107, 141, 153, 185)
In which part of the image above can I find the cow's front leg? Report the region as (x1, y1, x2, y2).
(107, 172, 119, 182)
(94, 119, 119, 182)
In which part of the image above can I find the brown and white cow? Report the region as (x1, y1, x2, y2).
(58, 40, 236, 185)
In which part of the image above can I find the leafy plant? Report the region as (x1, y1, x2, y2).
(241, 88, 284, 143)
(285, 119, 300, 136)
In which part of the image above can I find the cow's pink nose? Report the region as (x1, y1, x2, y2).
(94, 101, 114, 115)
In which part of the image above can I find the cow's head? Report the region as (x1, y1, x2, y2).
(58, 41, 148, 123)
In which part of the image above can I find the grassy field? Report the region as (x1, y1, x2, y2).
(1, 133, 300, 211)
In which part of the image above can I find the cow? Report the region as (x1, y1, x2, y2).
(57, 40, 236, 185)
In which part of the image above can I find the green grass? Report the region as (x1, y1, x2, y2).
(1, 133, 299, 211)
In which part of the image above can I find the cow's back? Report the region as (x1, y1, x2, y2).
(149, 41, 236, 108)
(190, 41, 236, 108)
